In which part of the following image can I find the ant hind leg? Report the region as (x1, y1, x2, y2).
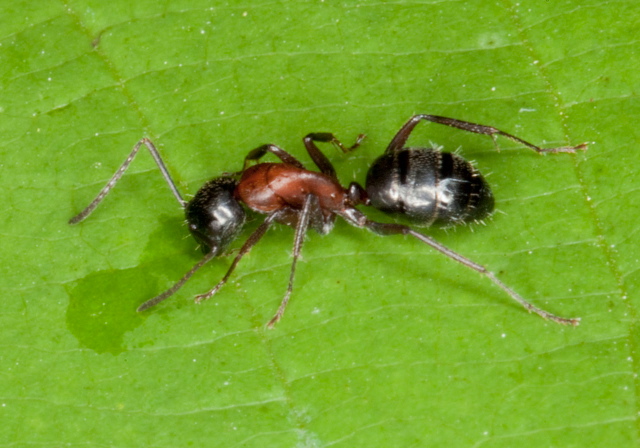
(386, 114, 587, 155)
(339, 208, 580, 326)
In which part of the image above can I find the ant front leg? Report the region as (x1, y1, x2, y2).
(137, 251, 217, 312)
(386, 114, 588, 155)
(194, 195, 318, 328)
(69, 138, 186, 224)
(303, 133, 366, 179)
(243, 144, 305, 171)
(194, 213, 278, 304)
(338, 207, 580, 326)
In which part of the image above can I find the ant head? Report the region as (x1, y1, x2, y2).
(365, 148, 494, 227)
(185, 176, 246, 255)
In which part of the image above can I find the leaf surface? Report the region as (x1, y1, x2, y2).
(1, 1, 636, 446)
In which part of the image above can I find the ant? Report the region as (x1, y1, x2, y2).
(69, 114, 587, 328)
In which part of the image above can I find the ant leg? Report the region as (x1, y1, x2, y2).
(69, 138, 186, 224)
(303, 133, 366, 178)
(267, 194, 318, 328)
(193, 212, 278, 303)
(243, 144, 305, 171)
(386, 114, 588, 155)
(137, 251, 217, 312)
(339, 208, 580, 326)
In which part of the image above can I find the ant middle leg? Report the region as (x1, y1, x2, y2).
(303, 133, 366, 178)
(267, 194, 320, 328)
(386, 114, 588, 155)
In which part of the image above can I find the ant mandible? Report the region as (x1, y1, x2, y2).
(69, 114, 587, 328)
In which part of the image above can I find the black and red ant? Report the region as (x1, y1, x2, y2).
(69, 114, 587, 328)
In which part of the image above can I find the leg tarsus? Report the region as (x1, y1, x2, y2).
(303, 133, 366, 178)
(304, 132, 365, 154)
(137, 251, 217, 312)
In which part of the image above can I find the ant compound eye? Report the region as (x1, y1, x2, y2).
(185, 177, 246, 255)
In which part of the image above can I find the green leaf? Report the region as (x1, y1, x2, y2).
(1, 0, 635, 446)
